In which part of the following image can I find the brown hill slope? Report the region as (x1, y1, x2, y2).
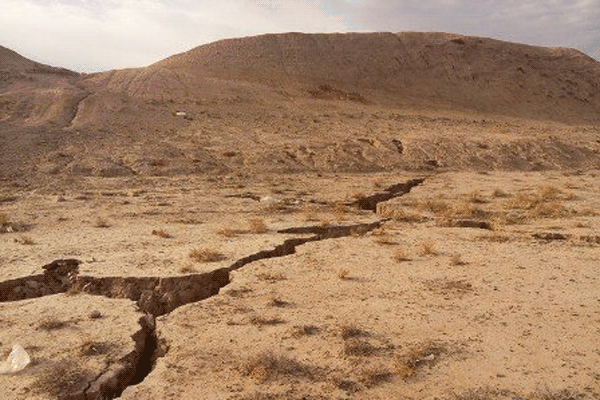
(82, 32, 600, 123)
(2, 32, 600, 180)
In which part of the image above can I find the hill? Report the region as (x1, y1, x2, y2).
(1, 32, 600, 180)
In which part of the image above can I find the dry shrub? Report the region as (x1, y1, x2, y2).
(217, 227, 247, 237)
(343, 338, 378, 357)
(38, 318, 68, 331)
(0, 213, 8, 225)
(492, 188, 510, 198)
(80, 341, 111, 356)
(17, 235, 35, 245)
(33, 359, 94, 399)
(188, 248, 227, 262)
(394, 341, 445, 379)
(241, 352, 320, 383)
(450, 253, 467, 266)
(256, 271, 286, 282)
(249, 315, 285, 326)
(418, 240, 438, 256)
(357, 364, 394, 387)
(376, 236, 399, 246)
(528, 388, 587, 400)
(467, 190, 487, 204)
(290, 325, 319, 337)
(339, 325, 368, 340)
(179, 264, 195, 274)
(337, 268, 350, 280)
(249, 218, 268, 233)
(267, 294, 290, 308)
(503, 186, 573, 219)
(382, 208, 427, 223)
(393, 247, 411, 262)
(152, 229, 173, 238)
(94, 216, 111, 228)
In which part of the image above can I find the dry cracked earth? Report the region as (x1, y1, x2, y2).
(1, 170, 600, 400)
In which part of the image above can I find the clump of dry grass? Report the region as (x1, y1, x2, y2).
(337, 268, 351, 280)
(94, 216, 111, 228)
(290, 325, 319, 337)
(0, 213, 8, 225)
(152, 229, 173, 238)
(380, 208, 427, 223)
(80, 341, 110, 356)
(393, 247, 411, 262)
(33, 360, 94, 399)
(256, 271, 286, 282)
(450, 253, 467, 266)
(16, 235, 35, 245)
(217, 227, 247, 237)
(375, 236, 399, 246)
(467, 190, 487, 204)
(492, 188, 511, 198)
(418, 239, 438, 256)
(267, 294, 290, 308)
(241, 352, 320, 383)
(188, 248, 227, 262)
(338, 325, 369, 340)
(357, 364, 394, 388)
(502, 185, 574, 220)
(249, 218, 268, 233)
(249, 315, 285, 327)
(178, 264, 196, 274)
(343, 338, 378, 357)
(38, 318, 68, 331)
(394, 341, 445, 379)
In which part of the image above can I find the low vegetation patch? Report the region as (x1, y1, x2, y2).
(188, 248, 227, 262)
(394, 341, 446, 379)
(152, 229, 173, 238)
(241, 352, 321, 383)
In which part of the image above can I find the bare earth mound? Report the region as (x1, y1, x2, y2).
(1, 32, 600, 180)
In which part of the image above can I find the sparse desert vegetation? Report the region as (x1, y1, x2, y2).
(188, 248, 227, 262)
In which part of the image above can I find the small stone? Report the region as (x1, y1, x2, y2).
(90, 310, 102, 319)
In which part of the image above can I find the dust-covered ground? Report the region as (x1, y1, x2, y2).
(1, 170, 599, 399)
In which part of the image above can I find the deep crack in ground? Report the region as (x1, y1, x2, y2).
(0, 177, 425, 399)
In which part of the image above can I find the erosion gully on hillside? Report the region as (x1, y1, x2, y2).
(0, 178, 425, 400)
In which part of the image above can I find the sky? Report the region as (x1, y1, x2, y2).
(1, 0, 598, 73)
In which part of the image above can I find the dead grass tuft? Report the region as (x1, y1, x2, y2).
(17, 235, 35, 245)
(357, 365, 394, 387)
(339, 325, 369, 340)
(249, 218, 268, 233)
(290, 325, 320, 337)
(217, 227, 247, 237)
(152, 229, 173, 238)
(394, 341, 445, 379)
(179, 264, 196, 274)
(492, 188, 511, 198)
(343, 338, 378, 357)
(94, 216, 111, 228)
(393, 247, 411, 262)
(38, 318, 68, 331)
(450, 253, 467, 266)
(241, 352, 321, 383)
(249, 315, 286, 327)
(256, 271, 286, 282)
(418, 240, 438, 256)
(33, 359, 94, 399)
(188, 248, 227, 262)
(337, 268, 351, 280)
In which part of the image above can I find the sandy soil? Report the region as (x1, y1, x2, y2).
(1, 170, 599, 399)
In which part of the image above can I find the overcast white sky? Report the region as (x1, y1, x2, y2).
(1, 0, 598, 73)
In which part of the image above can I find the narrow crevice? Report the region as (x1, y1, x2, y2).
(0, 179, 425, 399)
(352, 178, 425, 210)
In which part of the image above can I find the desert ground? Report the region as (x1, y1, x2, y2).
(1, 169, 599, 400)
(2, 31, 600, 400)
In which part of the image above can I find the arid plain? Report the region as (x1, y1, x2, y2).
(1, 32, 600, 399)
